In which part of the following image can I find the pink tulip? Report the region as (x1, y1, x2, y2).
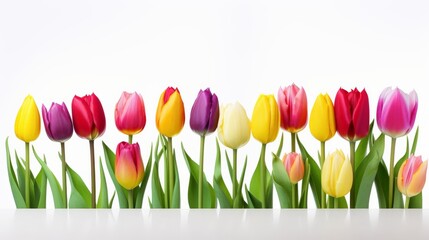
(397, 155, 427, 197)
(278, 84, 307, 133)
(282, 152, 305, 184)
(115, 91, 146, 136)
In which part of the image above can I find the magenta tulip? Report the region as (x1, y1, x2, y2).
(376, 87, 418, 138)
(190, 88, 219, 136)
(42, 102, 73, 142)
(278, 84, 308, 133)
(72, 93, 106, 140)
(115, 91, 146, 136)
(334, 88, 369, 141)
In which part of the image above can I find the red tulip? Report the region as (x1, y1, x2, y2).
(115, 91, 146, 136)
(334, 88, 370, 141)
(71, 93, 106, 140)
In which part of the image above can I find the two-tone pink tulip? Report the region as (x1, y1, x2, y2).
(397, 155, 427, 200)
(115, 91, 146, 141)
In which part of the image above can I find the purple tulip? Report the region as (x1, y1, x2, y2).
(42, 102, 74, 142)
(376, 87, 418, 138)
(190, 88, 220, 136)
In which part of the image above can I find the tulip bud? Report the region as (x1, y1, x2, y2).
(282, 152, 305, 184)
(321, 149, 353, 198)
(278, 84, 308, 133)
(397, 155, 428, 198)
(115, 91, 146, 136)
(15, 95, 41, 143)
(376, 87, 418, 138)
(217, 102, 251, 149)
(190, 88, 219, 136)
(42, 102, 73, 142)
(115, 142, 145, 190)
(334, 88, 370, 141)
(309, 93, 336, 142)
(251, 94, 280, 144)
(156, 87, 185, 137)
(71, 93, 106, 140)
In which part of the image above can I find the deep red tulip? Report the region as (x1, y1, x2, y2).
(72, 93, 106, 140)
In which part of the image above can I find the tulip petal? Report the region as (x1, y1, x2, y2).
(190, 90, 211, 134)
(335, 157, 353, 198)
(207, 93, 220, 134)
(334, 89, 353, 140)
(352, 89, 370, 140)
(406, 160, 427, 197)
(158, 90, 185, 137)
(88, 93, 106, 139)
(72, 96, 94, 139)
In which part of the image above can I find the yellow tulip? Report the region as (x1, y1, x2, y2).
(218, 102, 251, 149)
(321, 149, 353, 198)
(251, 94, 280, 144)
(15, 95, 41, 142)
(156, 87, 185, 137)
(309, 93, 336, 142)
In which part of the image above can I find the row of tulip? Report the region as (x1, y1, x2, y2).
(7, 84, 427, 209)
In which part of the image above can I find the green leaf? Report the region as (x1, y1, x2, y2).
(135, 144, 153, 208)
(410, 127, 419, 155)
(109, 192, 116, 208)
(171, 150, 181, 208)
(409, 192, 422, 208)
(6, 138, 26, 208)
(374, 160, 389, 208)
(245, 185, 261, 208)
(225, 150, 234, 184)
(393, 177, 404, 208)
(355, 121, 373, 169)
(249, 145, 271, 208)
(234, 157, 248, 208)
(67, 165, 91, 208)
(150, 140, 165, 208)
(276, 133, 284, 157)
(102, 141, 128, 208)
(33, 146, 65, 208)
(15, 152, 26, 200)
(35, 168, 47, 208)
(272, 153, 292, 208)
(97, 158, 109, 208)
(355, 133, 385, 208)
(297, 136, 321, 208)
(299, 158, 310, 208)
(213, 140, 232, 208)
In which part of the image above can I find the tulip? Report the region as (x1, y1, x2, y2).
(278, 84, 308, 152)
(397, 155, 428, 208)
(72, 93, 106, 140)
(334, 88, 370, 208)
(115, 142, 144, 208)
(15, 95, 41, 143)
(376, 87, 418, 208)
(71, 93, 106, 208)
(334, 88, 369, 141)
(42, 102, 74, 208)
(322, 149, 353, 203)
(309, 94, 336, 142)
(217, 101, 251, 204)
(42, 102, 73, 142)
(14, 95, 41, 208)
(156, 87, 185, 138)
(189, 88, 219, 208)
(251, 94, 280, 144)
(309, 93, 336, 208)
(283, 152, 305, 208)
(115, 91, 146, 140)
(190, 88, 219, 136)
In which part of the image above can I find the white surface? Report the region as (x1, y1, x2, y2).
(0, 209, 428, 239)
(1, 0, 429, 209)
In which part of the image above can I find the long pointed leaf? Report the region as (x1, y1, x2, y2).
(213, 140, 232, 208)
(6, 139, 26, 208)
(67, 165, 91, 208)
(272, 153, 292, 208)
(97, 159, 109, 208)
(299, 158, 310, 208)
(135, 144, 153, 208)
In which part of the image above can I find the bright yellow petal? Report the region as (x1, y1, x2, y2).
(268, 95, 280, 143)
(14, 95, 40, 142)
(158, 91, 185, 137)
(324, 94, 336, 139)
(252, 95, 270, 143)
(155, 91, 166, 131)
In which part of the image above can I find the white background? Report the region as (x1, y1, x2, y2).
(1, 0, 429, 209)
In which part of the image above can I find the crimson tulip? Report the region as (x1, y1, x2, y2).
(72, 93, 106, 140)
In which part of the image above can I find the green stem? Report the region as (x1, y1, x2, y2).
(168, 137, 174, 208)
(233, 149, 238, 204)
(89, 140, 96, 209)
(164, 138, 169, 208)
(61, 142, 67, 208)
(260, 143, 267, 208)
(405, 196, 410, 209)
(291, 183, 298, 208)
(388, 137, 396, 208)
(25, 142, 30, 208)
(198, 135, 205, 209)
(128, 189, 134, 209)
(291, 133, 296, 153)
(349, 141, 356, 209)
(320, 141, 326, 209)
(128, 135, 133, 144)
(334, 197, 339, 209)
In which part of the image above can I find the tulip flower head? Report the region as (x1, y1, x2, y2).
(218, 102, 251, 149)
(42, 102, 73, 142)
(71, 93, 106, 140)
(115, 91, 146, 136)
(251, 94, 280, 144)
(376, 87, 418, 138)
(115, 142, 145, 190)
(190, 88, 219, 136)
(15, 95, 41, 143)
(334, 88, 370, 141)
(397, 155, 428, 198)
(156, 87, 185, 138)
(309, 93, 336, 142)
(278, 84, 308, 133)
(321, 149, 353, 198)
(283, 152, 305, 184)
